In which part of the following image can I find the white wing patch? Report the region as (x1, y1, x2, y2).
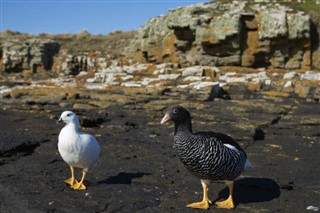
(223, 143, 254, 169)
(223, 143, 240, 153)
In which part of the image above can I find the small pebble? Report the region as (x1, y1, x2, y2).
(306, 206, 319, 211)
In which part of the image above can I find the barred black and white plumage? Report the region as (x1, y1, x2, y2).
(174, 132, 247, 181)
(161, 105, 252, 210)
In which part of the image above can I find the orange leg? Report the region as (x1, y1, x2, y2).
(216, 180, 235, 209)
(64, 165, 79, 187)
(72, 171, 87, 190)
(186, 180, 212, 209)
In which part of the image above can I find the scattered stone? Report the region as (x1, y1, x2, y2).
(301, 71, 320, 81)
(181, 66, 205, 76)
(306, 206, 319, 211)
(283, 71, 298, 79)
(190, 81, 219, 90)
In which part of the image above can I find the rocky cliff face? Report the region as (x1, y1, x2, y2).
(129, 0, 319, 70)
(1, 1, 319, 75)
(1, 38, 59, 73)
(0, 31, 136, 75)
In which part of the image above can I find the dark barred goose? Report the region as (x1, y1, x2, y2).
(161, 106, 252, 209)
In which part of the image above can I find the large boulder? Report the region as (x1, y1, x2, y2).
(128, 0, 319, 71)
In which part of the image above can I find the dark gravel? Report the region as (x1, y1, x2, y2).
(0, 98, 319, 213)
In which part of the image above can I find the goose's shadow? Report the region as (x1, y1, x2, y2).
(98, 172, 152, 185)
(217, 178, 280, 205)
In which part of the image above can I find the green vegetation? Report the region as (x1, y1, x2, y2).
(278, 0, 320, 13)
(214, 0, 320, 9)
(220, 0, 319, 11)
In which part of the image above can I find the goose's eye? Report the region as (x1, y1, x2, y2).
(67, 114, 71, 117)
(173, 109, 179, 114)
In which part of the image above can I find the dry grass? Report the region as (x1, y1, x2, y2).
(1, 30, 137, 59)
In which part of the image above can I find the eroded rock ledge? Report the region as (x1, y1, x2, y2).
(1, 64, 319, 103)
(128, 0, 320, 70)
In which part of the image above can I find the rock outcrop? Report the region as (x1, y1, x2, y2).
(1, 1, 319, 75)
(1, 0, 320, 75)
(0, 30, 136, 75)
(1, 38, 59, 73)
(129, 0, 319, 70)
(0, 0, 319, 102)
(53, 51, 111, 75)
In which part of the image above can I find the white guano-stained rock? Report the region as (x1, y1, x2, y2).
(301, 71, 320, 81)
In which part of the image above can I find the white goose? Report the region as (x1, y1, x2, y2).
(58, 111, 100, 190)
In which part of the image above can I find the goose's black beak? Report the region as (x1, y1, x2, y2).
(57, 117, 63, 124)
